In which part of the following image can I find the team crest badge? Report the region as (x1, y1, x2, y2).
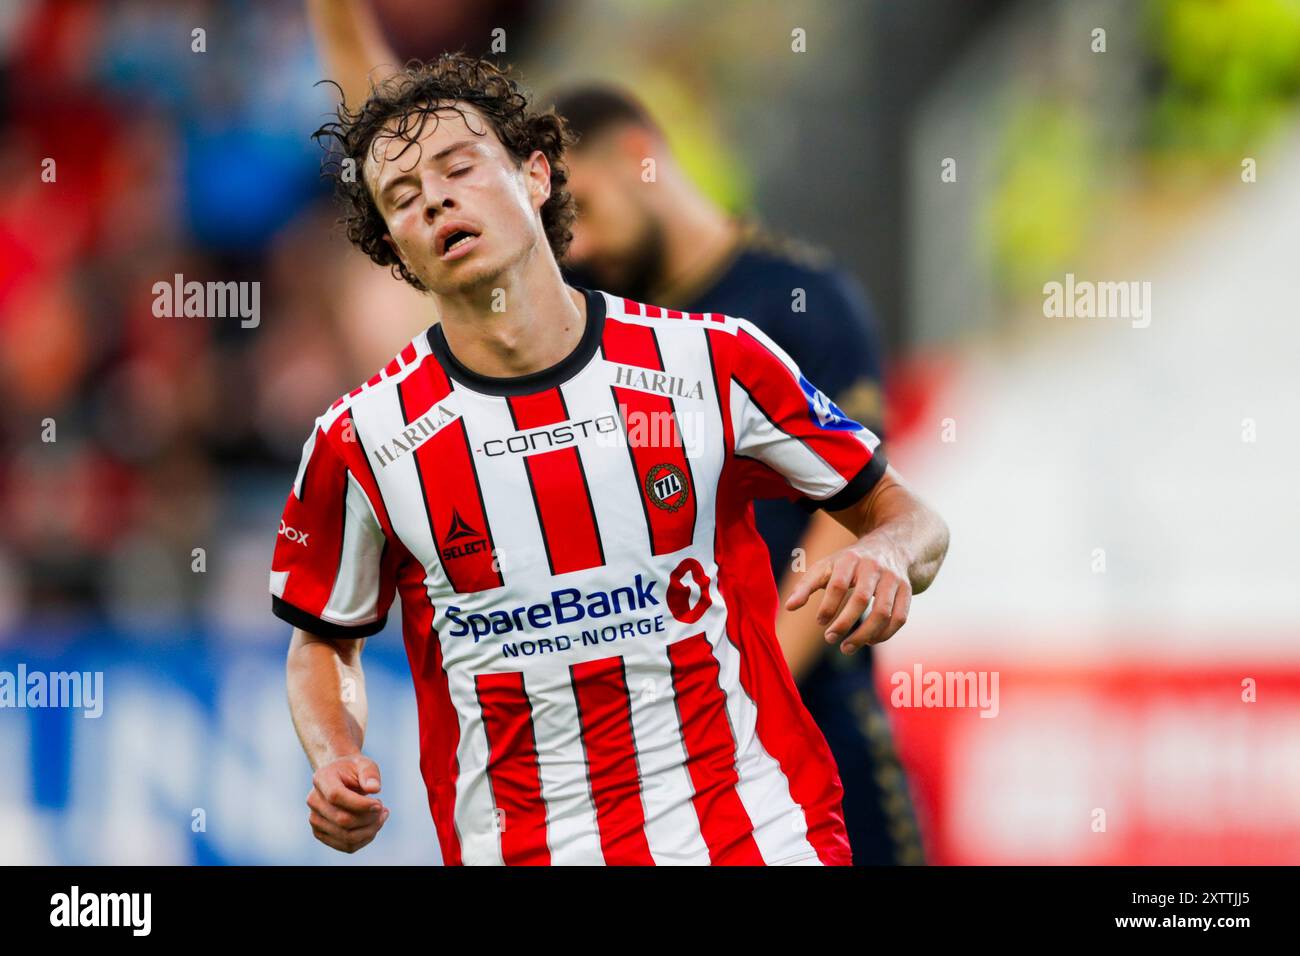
(644, 462, 689, 512)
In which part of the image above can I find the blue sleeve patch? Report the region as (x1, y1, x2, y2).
(798, 374, 863, 431)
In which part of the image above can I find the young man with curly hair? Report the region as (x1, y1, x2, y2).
(274, 52, 948, 865)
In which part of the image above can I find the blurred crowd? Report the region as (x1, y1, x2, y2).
(0, 0, 828, 638)
(0, 1, 414, 634)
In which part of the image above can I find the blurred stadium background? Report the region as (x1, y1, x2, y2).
(1, 0, 1298, 864)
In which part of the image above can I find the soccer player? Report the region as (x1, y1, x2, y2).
(278, 57, 946, 864)
(306, 0, 925, 867)
(308, 1, 925, 867)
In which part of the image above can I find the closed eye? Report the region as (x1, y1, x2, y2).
(448, 165, 473, 178)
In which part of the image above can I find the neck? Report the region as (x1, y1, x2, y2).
(432, 248, 585, 379)
(650, 175, 741, 302)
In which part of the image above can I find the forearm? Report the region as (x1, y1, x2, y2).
(286, 628, 369, 771)
(306, 0, 399, 109)
(845, 470, 949, 595)
(775, 510, 857, 681)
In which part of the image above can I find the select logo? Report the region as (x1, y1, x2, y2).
(441, 508, 488, 561)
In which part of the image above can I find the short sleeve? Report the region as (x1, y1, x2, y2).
(729, 318, 887, 513)
(269, 416, 397, 638)
(784, 272, 886, 441)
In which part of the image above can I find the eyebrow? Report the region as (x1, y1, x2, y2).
(377, 140, 480, 202)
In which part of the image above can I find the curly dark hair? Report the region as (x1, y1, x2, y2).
(313, 53, 577, 292)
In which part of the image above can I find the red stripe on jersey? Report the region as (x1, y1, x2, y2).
(705, 329, 804, 502)
(524, 450, 604, 574)
(399, 358, 503, 593)
(622, 298, 642, 316)
(400, 342, 418, 365)
(705, 328, 734, 455)
(395, 544, 463, 866)
(276, 423, 348, 617)
(329, 410, 407, 606)
(334, 411, 394, 536)
(644, 304, 662, 318)
(570, 656, 655, 865)
(602, 318, 697, 556)
(733, 328, 871, 482)
(713, 459, 853, 865)
(383, 357, 401, 377)
(396, 353, 452, 424)
(665, 309, 683, 319)
(506, 388, 566, 430)
(508, 390, 604, 575)
(475, 671, 551, 865)
(667, 632, 764, 865)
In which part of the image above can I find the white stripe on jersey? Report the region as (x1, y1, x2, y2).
(322, 478, 387, 627)
(731, 378, 848, 501)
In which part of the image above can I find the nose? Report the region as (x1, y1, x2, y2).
(423, 191, 453, 224)
(421, 173, 455, 223)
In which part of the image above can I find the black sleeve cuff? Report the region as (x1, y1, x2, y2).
(798, 452, 888, 514)
(272, 596, 388, 639)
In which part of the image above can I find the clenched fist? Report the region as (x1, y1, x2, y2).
(307, 753, 389, 853)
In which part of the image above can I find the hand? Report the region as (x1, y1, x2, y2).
(783, 539, 912, 654)
(306, 752, 389, 853)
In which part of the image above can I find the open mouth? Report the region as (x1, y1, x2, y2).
(439, 228, 481, 258)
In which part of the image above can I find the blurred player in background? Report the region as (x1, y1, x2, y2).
(307, 0, 925, 864)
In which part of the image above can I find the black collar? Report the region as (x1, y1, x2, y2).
(426, 286, 606, 397)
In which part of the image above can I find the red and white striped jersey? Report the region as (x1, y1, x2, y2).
(270, 287, 886, 865)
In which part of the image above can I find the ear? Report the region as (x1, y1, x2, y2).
(383, 233, 410, 270)
(524, 149, 553, 210)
